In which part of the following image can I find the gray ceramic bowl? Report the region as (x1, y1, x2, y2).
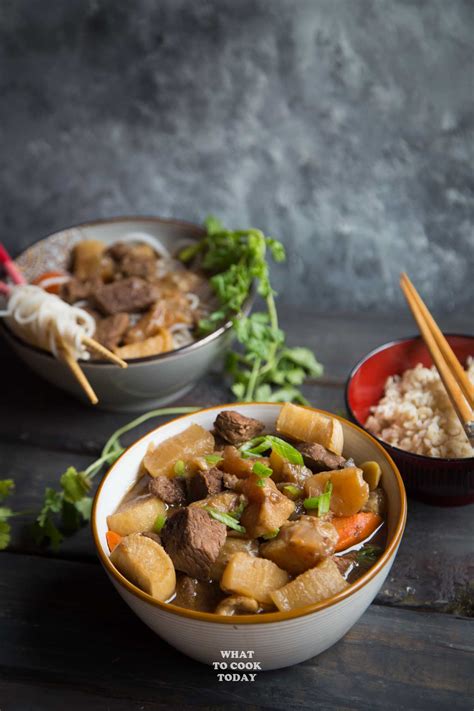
(1, 217, 248, 411)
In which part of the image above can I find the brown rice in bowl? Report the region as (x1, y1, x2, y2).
(365, 358, 474, 459)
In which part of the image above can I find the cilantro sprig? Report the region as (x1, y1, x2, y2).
(32, 406, 198, 550)
(180, 216, 323, 403)
(0, 479, 35, 550)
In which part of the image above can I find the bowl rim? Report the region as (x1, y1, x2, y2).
(91, 402, 407, 625)
(2, 215, 253, 367)
(345, 333, 474, 464)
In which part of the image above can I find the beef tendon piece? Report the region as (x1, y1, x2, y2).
(114, 330, 173, 360)
(120, 244, 157, 280)
(260, 517, 338, 575)
(190, 491, 246, 516)
(240, 475, 295, 538)
(107, 495, 166, 537)
(187, 467, 223, 502)
(110, 533, 176, 602)
(220, 551, 289, 605)
(148, 475, 187, 506)
(173, 575, 223, 612)
(215, 595, 259, 615)
(270, 557, 349, 612)
(94, 277, 159, 315)
(276, 403, 344, 455)
(144, 424, 215, 478)
(297, 442, 346, 472)
(269, 449, 312, 485)
(161, 507, 226, 580)
(220, 445, 269, 479)
(72, 240, 105, 281)
(304, 468, 369, 517)
(209, 537, 259, 580)
(214, 410, 265, 445)
(94, 313, 130, 351)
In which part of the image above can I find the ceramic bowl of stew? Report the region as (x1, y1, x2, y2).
(92, 403, 406, 670)
(1, 217, 251, 412)
(345, 335, 474, 506)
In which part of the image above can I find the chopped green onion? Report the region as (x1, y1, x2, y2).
(304, 481, 333, 516)
(205, 453, 224, 466)
(174, 460, 186, 477)
(262, 528, 280, 540)
(283, 484, 302, 498)
(153, 513, 166, 533)
(252, 461, 273, 487)
(240, 435, 303, 465)
(356, 544, 382, 564)
(204, 506, 246, 533)
(228, 500, 246, 520)
(240, 436, 272, 458)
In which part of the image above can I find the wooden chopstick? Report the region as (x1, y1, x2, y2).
(401, 273, 474, 409)
(56, 334, 99, 405)
(82, 336, 128, 368)
(400, 273, 473, 442)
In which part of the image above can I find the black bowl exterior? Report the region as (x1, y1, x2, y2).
(381, 443, 474, 506)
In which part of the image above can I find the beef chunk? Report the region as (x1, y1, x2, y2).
(148, 475, 187, 506)
(222, 471, 240, 490)
(142, 531, 161, 545)
(214, 410, 265, 445)
(94, 277, 159, 315)
(297, 442, 346, 472)
(107, 242, 130, 262)
(187, 468, 223, 502)
(161, 507, 226, 580)
(120, 251, 156, 279)
(94, 313, 130, 350)
(60, 277, 93, 304)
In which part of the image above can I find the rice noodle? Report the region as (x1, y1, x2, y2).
(36, 275, 71, 290)
(0, 284, 96, 360)
(186, 293, 200, 310)
(119, 232, 171, 258)
(169, 322, 194, 348)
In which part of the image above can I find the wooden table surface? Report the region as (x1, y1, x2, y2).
(1, 309, 473, 710)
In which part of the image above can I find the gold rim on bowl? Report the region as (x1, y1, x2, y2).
(92, 403, 407, 625)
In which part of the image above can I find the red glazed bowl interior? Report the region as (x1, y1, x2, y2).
(345, 334, 474, 506)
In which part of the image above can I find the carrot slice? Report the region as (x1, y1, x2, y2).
(106, 530, 122, 552)
(32, 270, 68, 294)
(333, 512, 382, 552)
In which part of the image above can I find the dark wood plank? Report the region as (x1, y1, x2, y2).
(2, 438, 474, 614)
(0, 553, 472, 710)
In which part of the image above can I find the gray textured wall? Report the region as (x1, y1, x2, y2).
(0, 0, 473, 313)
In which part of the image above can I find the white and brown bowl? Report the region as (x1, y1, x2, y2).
(92, 403, 407, 670)
(1, 217, 250, 411)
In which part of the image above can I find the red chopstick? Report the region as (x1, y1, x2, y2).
(0, 243, 26, 285)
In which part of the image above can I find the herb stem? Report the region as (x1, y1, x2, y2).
(101, 407, 199, 458)
(244, 357, 262, 401)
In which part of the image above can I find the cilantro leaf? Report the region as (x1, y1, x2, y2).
(0, 521, 11, 550)
(60, 467, 91, 503)
(0, 479, 14, 502)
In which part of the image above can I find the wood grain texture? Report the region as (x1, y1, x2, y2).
(0, 553, 472, 711)
(1, 310, 473, 707)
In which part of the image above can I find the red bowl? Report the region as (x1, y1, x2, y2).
(345, 334, 474, 506)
